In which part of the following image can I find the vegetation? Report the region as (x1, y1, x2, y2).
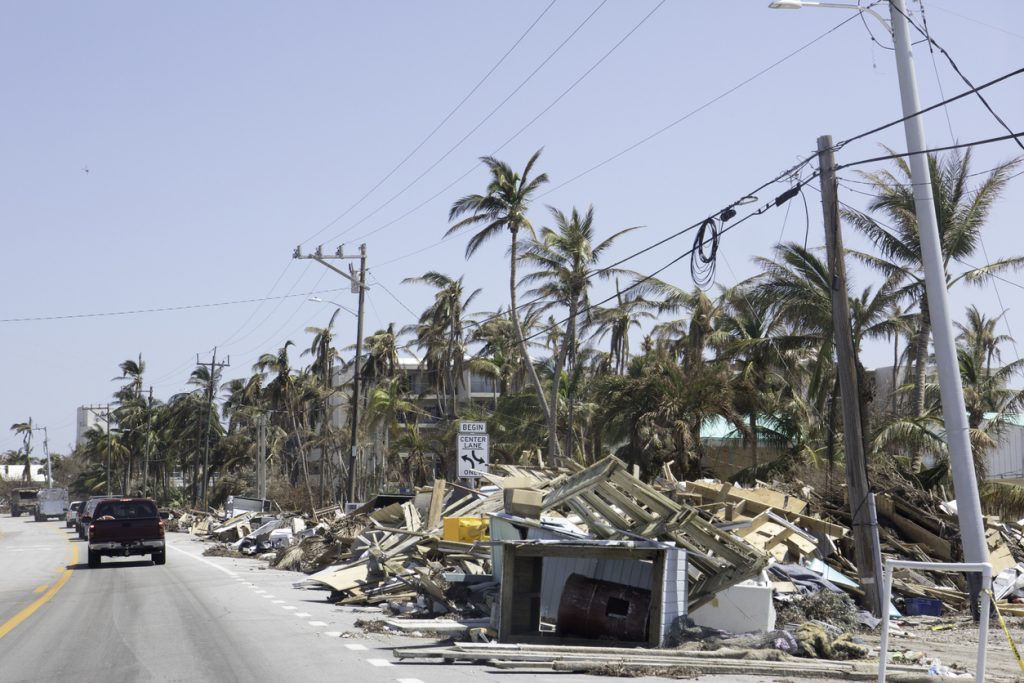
(51, 148, 1023, 515)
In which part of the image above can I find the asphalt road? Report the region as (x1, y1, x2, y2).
(0, 513, 786, 683)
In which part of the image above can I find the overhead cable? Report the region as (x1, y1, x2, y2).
(299, 0, 559, 247)
(324, 1, 610, 244)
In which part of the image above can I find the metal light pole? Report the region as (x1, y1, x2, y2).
(770, 0, 989, 602)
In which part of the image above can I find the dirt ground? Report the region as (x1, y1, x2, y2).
(862, 613, 1024, 681)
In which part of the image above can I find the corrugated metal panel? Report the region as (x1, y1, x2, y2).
(594, 558, 653, 588)
(540, 556, 598, 619)
(988, 425, 1024, 479)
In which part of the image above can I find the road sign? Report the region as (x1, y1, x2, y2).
(459, 421, 487, 434)
(457, 433, 489, 478)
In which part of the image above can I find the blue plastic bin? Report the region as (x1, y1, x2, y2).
(904, 597, 942, 616)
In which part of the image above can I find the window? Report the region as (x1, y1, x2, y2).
(469, 373, 496, 393)
(94, 501, 158, 520)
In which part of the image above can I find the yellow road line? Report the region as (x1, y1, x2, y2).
(0, 542, 77, 640)
(33, 585, 48, 594)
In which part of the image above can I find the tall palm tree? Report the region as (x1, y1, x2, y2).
(447, 149, 555, 458)
(844, 149, 1022, 469)
(10, 418, 33, 481)
(520, 205, 638, 459)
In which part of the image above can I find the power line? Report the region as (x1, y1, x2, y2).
(298, 0, 559, 248)
(836, 131, 1024, 171)
(0, 284, 352, 324)
(891, 1, 1024, 154)
(323, 1, 610, 245)
(537, 12, 859, 199)
(333, 8, 854, 258)
(342, 0, 666, 246)
(833, 65, 1024, 151)
(917, 0, 956, 145)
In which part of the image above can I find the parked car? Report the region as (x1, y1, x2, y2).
(66, 501, 83, 528)
(87, 497, 165, 567)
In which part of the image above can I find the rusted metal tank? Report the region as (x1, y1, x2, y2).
(556, 573, 652, 641)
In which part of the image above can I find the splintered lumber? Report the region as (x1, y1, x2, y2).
(685, 480, 847, 539)
(538, 456, 769, 609)
(426, 479, 446, 530)
(686, 480, 808, 514)
(987, 527, 1016, 575)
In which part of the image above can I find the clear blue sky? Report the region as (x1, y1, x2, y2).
(2, 1, 1022, 454)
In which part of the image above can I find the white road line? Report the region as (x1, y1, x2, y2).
(398, 679, 425, 683)
(344, 644, 368, 651)
(309, 620, 328, 626)
(366, 659, 392, 667)
(323, 631, 343, 638)
(262, 595, 276, 599)
(281, 605, 297, 610)
(167, 544, 238, 578)
(272, 600, 285, 604)
(295, 612, 312, 617)
(253, 590, 266, 594)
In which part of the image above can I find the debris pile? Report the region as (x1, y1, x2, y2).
(177, 453, 1024, 679)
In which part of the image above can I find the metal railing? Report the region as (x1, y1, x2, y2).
(878, 559, 991, 682)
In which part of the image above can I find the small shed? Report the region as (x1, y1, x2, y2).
(497, 539, 687, 647)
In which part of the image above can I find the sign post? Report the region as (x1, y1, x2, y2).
(457, 422, 489, 479)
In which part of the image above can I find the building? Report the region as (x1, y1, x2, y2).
(322, 353, 500, 494)
(0, 463, 46, 482)
(982, 414, 1024, 481)
(76, 406, 109, 446)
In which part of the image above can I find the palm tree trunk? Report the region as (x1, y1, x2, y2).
(548, 304, 574, 467)
(290, 405, 317, 518)
(508, 228, 559, 462)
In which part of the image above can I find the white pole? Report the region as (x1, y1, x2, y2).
(888, 0, 988, 582)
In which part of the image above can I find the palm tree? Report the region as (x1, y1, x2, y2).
(447, 149, 555, 458)
(956, 305, 1012, 380)
(844, 149, 1023, 469)
(520, 205, 639, 459)
(10, 418, 33, 481)
(403, 272, 481, 420)
(590, 281, 657, 375)
(303, 310, 342, 504)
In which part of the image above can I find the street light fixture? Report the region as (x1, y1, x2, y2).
(308, 296, 357, 317)
(767, 0, 889, 29)
(770, 0, 990, 634)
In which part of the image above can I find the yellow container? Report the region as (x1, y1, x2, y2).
(443, 516, 490, 542)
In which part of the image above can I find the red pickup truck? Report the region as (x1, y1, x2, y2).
(87, 498, 166, 567)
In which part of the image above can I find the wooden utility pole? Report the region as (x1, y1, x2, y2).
(197, 348, 230, 511)
(293, 243, 368, 506)
(817, 134, 884, 617)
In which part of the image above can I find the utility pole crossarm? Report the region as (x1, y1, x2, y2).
(293, 245, 370, 291)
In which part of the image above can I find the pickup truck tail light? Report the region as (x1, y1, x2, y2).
(158, 520, 165, 537)
(88, 523, 95, 535)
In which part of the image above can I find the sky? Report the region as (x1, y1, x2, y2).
(2, 1, 1022, 455)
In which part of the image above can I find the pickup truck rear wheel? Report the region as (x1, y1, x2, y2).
(87, 550, 101, 568)
(152, 551, 166, 565)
